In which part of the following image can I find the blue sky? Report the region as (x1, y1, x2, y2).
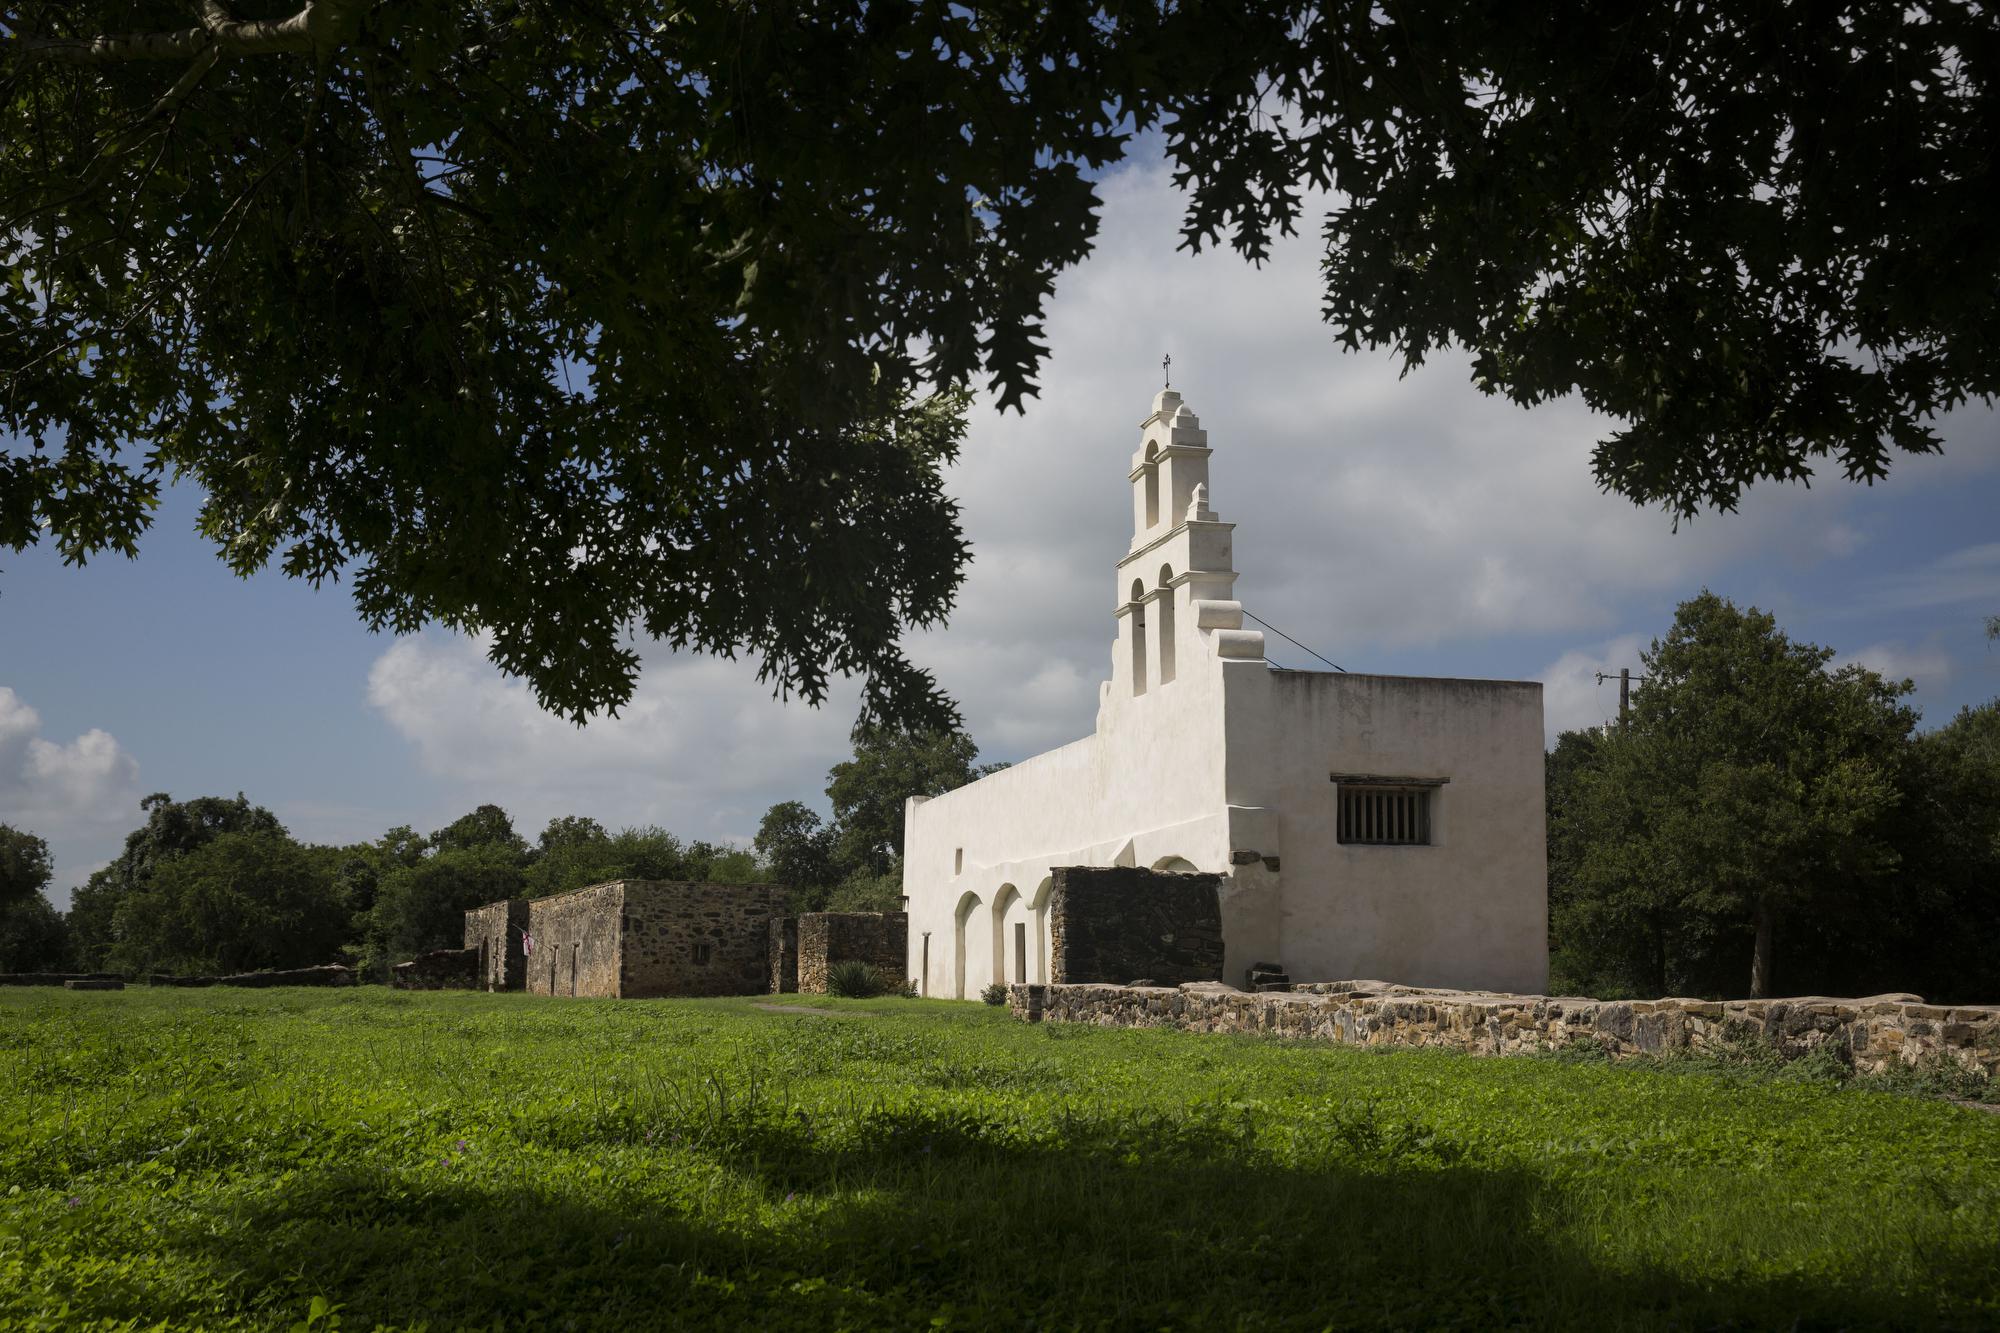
(4, 159, 1997, 908)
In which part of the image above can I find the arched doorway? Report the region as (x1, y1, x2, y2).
(953, 891, 983, 1000)
(992, 884, 1026, 987)
(1153, 855, 1198, 874)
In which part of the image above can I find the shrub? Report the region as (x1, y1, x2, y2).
(981, 983, 1009, 1006)
(827, 960, 885, 998)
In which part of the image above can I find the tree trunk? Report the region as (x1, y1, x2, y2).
(1749, 898, 1775, 999)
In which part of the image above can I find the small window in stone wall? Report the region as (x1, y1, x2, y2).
(1337, 785, 1433, 846)
(954, 847, 964, 875)
(693, 941, 713, 965)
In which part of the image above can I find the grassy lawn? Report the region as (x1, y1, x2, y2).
(1, 988, 1996, 1331)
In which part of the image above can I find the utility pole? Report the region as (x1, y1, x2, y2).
(1594, 668, 1649, 730)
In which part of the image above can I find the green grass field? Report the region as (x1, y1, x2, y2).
(2, 988, 1996, 1331)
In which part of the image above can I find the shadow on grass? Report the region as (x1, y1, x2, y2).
(113, 1102, 1995, 1333)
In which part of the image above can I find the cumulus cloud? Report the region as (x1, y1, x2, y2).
(0, 687, 141, 907)
(366, 633, 859, 842)
(0, 687, 140, 823)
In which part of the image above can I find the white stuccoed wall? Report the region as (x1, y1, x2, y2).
(903, 388, 1547, 1000)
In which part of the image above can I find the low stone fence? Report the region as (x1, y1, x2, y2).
(224, 964, 354, 988)
(0, 972, 123, 987)
(392, 948, 479, 990)
(1010, 980, 2000, 1078)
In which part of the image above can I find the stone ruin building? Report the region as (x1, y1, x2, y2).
(427, 881, 915, 1000)
(769, 912, 908, 994)
(517, 879, 788, 999)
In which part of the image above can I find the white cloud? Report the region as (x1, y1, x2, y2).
(366, 633, 859, 843)
(1537, 635, 1647, 743)
(0, 687, 139, 825)
(0, 687, 142, 909)
(1832, 641, 1955, 689)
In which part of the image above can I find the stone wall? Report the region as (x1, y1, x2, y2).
(463, 898, 530, 992)
(392, 948, 479, 990)
(1010, 979, 2000, 1078)
(526, 882, 627, 998)
(225, 964, 353, 987)
(1048, 866, 1225, 986)
(0, 973, 123, 987)
(523, 880, 788, 999)
(619, 880, 789, 999)
(797, 912, 908, 993)
(770, 917, 799, 994)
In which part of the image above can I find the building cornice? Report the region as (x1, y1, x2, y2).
(1118, 519, 1233, 568)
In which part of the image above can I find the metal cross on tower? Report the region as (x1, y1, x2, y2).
(1162, 352, 1171, 387)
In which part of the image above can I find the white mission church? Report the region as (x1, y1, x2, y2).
(902, 387, 1548, 999)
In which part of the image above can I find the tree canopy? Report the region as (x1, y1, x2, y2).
(0, 822, 66, 970)
(1546, 593, 2000, 1003)
(66, 791, 284, 968)
(7, 3, 1992, 725)
(110, 827, 347, 974)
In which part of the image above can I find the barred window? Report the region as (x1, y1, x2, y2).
(1337, 785, 1432, 846)
(693, 942, 713, 965)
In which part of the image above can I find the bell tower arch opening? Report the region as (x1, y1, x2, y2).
(1156, 564, 1177, 685)
(1129, 579, 1148, 696)
(1143, 441, 1161, 530)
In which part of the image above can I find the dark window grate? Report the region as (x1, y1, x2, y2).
(1337, 786, 1432, 846)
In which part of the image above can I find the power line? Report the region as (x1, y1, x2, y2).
(1241, 608, 1345, 672)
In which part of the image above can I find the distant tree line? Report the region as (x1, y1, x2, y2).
(1550, 592, 2000, 1005)
(0, 723, 1000, 980)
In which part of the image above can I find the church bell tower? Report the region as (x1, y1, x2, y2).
(1108, 386, 1263, 705)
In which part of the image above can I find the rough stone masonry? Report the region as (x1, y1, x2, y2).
(526, 879, 790, 999)
(464, 898, 531, 992)
(796, 912, 908, 993)
(1049, 865, 1225, 986)
(1011, 979, 2000, 1078)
